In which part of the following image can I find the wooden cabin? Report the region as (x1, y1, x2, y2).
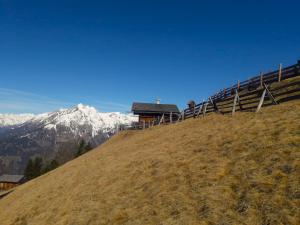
(0, 174, 25, 191)
(131, 102, 180, 124)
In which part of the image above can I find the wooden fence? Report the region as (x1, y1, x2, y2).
(183, 60, 300, 119)
(122, 60, 300, 130)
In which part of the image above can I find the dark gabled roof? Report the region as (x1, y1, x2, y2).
(0, 174, 24, 183)
(132, 102, 180, 114)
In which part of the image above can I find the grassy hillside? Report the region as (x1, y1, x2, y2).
(0, 100, 299, 225)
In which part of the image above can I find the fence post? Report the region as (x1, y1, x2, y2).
(209, 97, 219, 113)
(182, 110, 185, 120)
(278, 63, 282, 82)
(232, 90, 239, 116)
(256, 83, 278, 113)
(260, 72, 263, 87)
(203, 102, 208, 117)
(237, 80, 240, 90)
(159, 114, 165, 125)
(263, 83, 278, 105)
(256, 89, 266, 112)
(196, 100, 204, 117)
(170, 112, 172, 123)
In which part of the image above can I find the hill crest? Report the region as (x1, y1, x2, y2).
(0, 100, 299, 225)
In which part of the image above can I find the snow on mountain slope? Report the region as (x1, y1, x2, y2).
(0, 113, 35, 126)
(0, 104, 137, 135)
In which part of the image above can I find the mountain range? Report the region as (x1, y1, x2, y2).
(0, 104, 137, 174)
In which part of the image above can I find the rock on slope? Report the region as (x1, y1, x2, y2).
(0, 104, 137, 174)
(0, 100, 299, 225)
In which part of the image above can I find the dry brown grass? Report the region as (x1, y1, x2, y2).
(0, 100, 299, 225)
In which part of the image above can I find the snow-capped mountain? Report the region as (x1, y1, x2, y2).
(0, 104, 137, 174)
(0, 104, 136, 134)
(19, 104, 136, 137)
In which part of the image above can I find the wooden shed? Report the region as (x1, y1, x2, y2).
(131, 102, 180, 124)
(0, 174, 25, 191)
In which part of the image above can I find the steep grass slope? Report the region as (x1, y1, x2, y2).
(0, 100, 299, 225)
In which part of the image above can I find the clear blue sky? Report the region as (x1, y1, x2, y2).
(1, 0, 299, 113)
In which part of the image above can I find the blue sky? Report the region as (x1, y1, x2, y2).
(0, 0, 299, 113)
